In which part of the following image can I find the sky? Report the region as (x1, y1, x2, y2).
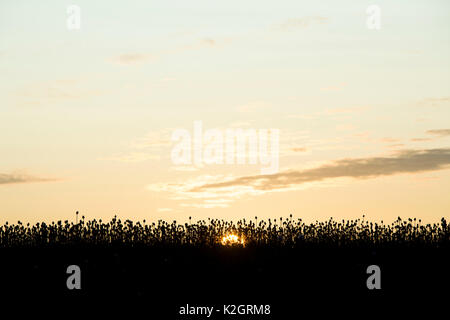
(1, 0, 449, 224)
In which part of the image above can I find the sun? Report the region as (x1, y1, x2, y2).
(221, 234, 245, 246)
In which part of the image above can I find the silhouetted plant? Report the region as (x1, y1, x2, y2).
(0, 216, 448, 249)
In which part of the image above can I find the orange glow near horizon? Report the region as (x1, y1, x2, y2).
(221, 234, 245, 246)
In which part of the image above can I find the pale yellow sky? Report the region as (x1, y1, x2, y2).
(1, 1, 449, 224)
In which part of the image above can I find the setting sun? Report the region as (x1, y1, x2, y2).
(221, 234, 245, 246)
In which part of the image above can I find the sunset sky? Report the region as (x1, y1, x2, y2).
(1, 0, 449, 224)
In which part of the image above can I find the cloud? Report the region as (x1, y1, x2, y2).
(160, 76, 176, 83)
(0, 172, 56, 185)
(323, 106, 367, 115)
(388, 144, 405, 148)
(16, 78, 103, 105)
(101, 152, 160, 163)
(336, 124, 356, 132)
(320, 83, 347, 92)
(287, 114, 317, 120)
(288, 106, 368, 120)
(146, 174, 243, 209)
(420, 97, 450, 107)
(380, 137, 400, 143)
(275, 16, 329, 31)
(170, 166, 199, 172)
(426, 129, 450, 137)
(131, 131, 172, 149)
(110, 37, 227, 66)
(173, 38, 221, 52)
(181, 199, 231, 209)
(236, 101, 270, 113)
(191, 148, 450, 192)
(146, 149, 450, 209)
(111, 53, 154, 65)
(291, 147, 307, 152)
(201, 38, 216, 46)
(102, 130, 173, 163)
(410, 129, 450, 143)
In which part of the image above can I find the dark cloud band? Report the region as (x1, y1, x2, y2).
(426, 129, 450, 137)
(191, 148, 450, 192)
(0, 173, 55, 185)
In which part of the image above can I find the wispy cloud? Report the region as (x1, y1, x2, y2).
(275, 16, 329, 31)
(323, 106, 367, 115)
(380, 137, 400, 143)
(236, 101, 270, 113)
(102, 130, 171, 163)
(288, 106, 368, 120)
(291, 147, 307, 153)
(201, 38, 216, 47)
(426, 129, 450, 137)
(287, 114, 317, 120)
(146, 174, 245, 209)
(16, 78, 103, 105)
(181, 198, 232, 209)
(191, 148, 450, 192)
(170, 166, 199, 172)
(410, 129, 450, 142)
(100, 152, 160, 163)
(111, 53, 154, 65)
(387, 144, 406, 148)
(0, 172, 57, 185)
(110, 37, 226, 66)
(320, 83, 347, 92)
(419, 97, 450, 107)
(146, 149, 450, 208)
(131, 131, 172, 149)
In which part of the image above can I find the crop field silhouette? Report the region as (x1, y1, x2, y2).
(1, 214, 448, 315)
(1, 215, 448, 248)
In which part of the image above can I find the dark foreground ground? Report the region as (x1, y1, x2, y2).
(1, 246, 448, 317)
(1, 217, 448, 316)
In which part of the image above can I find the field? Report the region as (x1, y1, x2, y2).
(2, 215, 448, 248)
(1, 216, 448, 315)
